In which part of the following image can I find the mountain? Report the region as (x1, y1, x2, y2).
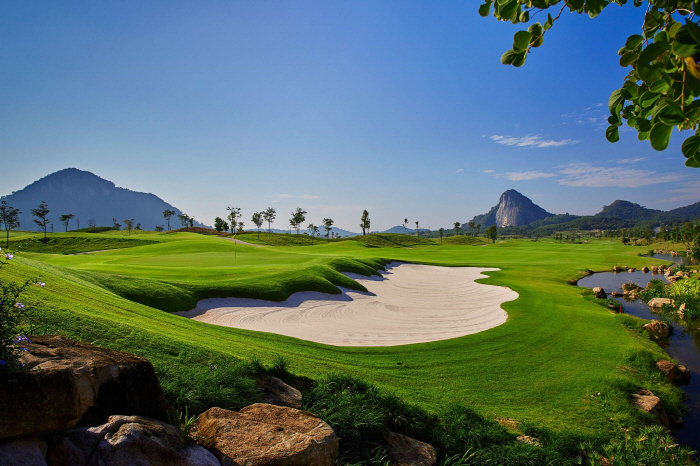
(594, 200, 667, 221)
(469, 190, 553, 227)
(381, 225, 431, 234)
(1, 168, 206, 231)
(669, 201, 700, 221)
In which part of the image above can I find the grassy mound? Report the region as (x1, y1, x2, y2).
(233, 232, 331, 246)
(441, 235, 489, 246)
(8, 236, 158, 254)
(342, 233, 436, 248)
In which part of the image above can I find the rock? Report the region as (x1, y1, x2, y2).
(0, 437, 48, 466)
(613, 266, 621, 272)
(656, 360, 691, 384)
(611, 291, 623, 297)
(676, 270, 685, 277)
(642, 266, 649, 273)
(516, 435, 540, 447)
(648, 298, 672, 308)
(48, 415, 218, 466)
(652, 266, 658, 273)
(0, 335, 171, 441)
(665, 269, 673, 277)
(257, 376, 302, 409)
(631, 388, 669, 427)
(668, 276, 682, 283)
(384, 432, 436, 466)
(643, 320, 671, 338)
(629, 292, 639, 300)
(195, 404, 338, 466)
(628, 268, 636, 273)
(593, 287, 607, 299)
(679, 303, 687, 314)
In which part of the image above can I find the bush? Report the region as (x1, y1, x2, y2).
(0, 252, 36, 374)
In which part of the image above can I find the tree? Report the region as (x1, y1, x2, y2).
(0, 201, 21, 249)
(163, 210, 176, 231)
(403, 218, 409, 235)
(177, 213, 190, 230)
(290, 208, 307, 235)
(76, 218, 80, 230)
(454, 221, 461, 236)
(477, 224, 482, 237)
(263, 207, 276, 233)
(188, 216, 195, 229)
(112, 218, 121, 230)
(88, 219, 96, 228)
(123, 219, 134, 236)
(322, 218, 334, 241)
(214, 217, 226, 233)
(468, 221, 475, 237)
(360, 210, 370, 235)
(31, 201, 50, 241)
(252, 212, 264, 239)
(59, 214, 74, 232)
(486, 225, 498, 244)
(237, 221, 244, 232)
(482, 0, 700, 167)
(226, 207, 241, 235)
(307, 223, 318, 245)
(415, 220, 420, 236)
(155, 225, 164, 232)
(439, 227, 445, 243)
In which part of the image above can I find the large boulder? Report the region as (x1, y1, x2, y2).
(630, 388, 669, 427)
(648, 298, 672, 309)
(643, 320, 671, 339)
(0, 436, 48, 466)
(257, 376, 302, 409)
(592, 287, 607, 299)
(47, 415, 218, 466)
(195, 404, 338, 466)
(0, 335, 171, 440)
(655, 360, 691, 385)
(384, 431, 436, 466)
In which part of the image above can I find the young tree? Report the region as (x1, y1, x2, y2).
(123, 219, 134, 236)
(237, 221, 244, 232)
(252, 212, 264, 239)
(31, 201, 50, 241)
(322, 218, 334, 241)
(360, 210, 370, 235)
(486, 225, 498, 244)
(415, 220, 420, 236)
(226, 207, 241, 235)
(112, 218, 121, 230)
(88, 218, 96, 228)
(290, 208, 307, 235)
(454, 221, 461, 236)
(0, 201, 21, 248)
(59, 214, 75, 232)
(481, 0, 700, 167)
(177, 213, 190, 230)
(163, 210, 176, 231)
(439, 227, 445, 243)
(155, 226, 164, 232)
(468, 221, 476, 237)
(307, 223, 317, 245)
(263, 207, 276, 233)
(188, 217, 195, 229)
(403, 218, 409, 235)
(214, 217, 226, 233)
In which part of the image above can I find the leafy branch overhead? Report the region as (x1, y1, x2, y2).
(481, 0, 700, 167)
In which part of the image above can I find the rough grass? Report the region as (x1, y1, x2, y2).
(233, 231, 331, 246)
(441, 235, 490, 246)
(168, 227, 220, 235)
(340, 233, 436, 248)
(8, 236, 158, 254)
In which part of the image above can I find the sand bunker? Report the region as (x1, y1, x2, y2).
(177, 262, 518, 346)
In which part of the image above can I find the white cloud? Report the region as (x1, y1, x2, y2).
(502, 171, 557, 181)
(482, 169, 495, 173)
(455, 168, 463, 173)
(274, 194, 293, 199)
(557, 163, 684, 188)
(299, 194, 320, 199)
(490, 134, 579, 148)
(617, 157, 647, 164)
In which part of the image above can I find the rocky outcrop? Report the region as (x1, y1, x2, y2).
(631, 388, 669, 427)
(643, 320, 671, 339)
(593, 287, 607, 299)
(0, 335, 171, 440)
(48, 415, 218, 466)
(0, 436, 48, 466)
(257, 376, 302, 409)
(468, 190, 553, 228)
(384, 432, 436, 466)
(648, 298, 672, 308)
(195, 404, 338, 466)
(655, 360, 690, 385)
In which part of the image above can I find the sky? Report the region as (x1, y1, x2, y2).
(2, 1, 699, 232)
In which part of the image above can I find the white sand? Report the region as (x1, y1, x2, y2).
(177, 262, 518, 346)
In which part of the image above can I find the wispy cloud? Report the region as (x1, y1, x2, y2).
(490, 134, 579, 148)
(562, 104, 607, 130)
(617, 157, 647, 164)
(557, 163, 684, 188)
(502, 171, 557, 181)
(482, 169, 495, 174)
(299, 194, 320, 199)
(660, 181, 700, 204)
(455, 168, 463, 173)
(274, 194, 293, 199)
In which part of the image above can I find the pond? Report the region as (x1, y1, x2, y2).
(578, 259, 700, 451)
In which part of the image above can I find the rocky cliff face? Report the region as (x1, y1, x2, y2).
(470, 190, 552, 227)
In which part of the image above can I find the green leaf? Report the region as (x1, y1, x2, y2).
(669, 22, 682, 39)
(608, 89, 624, 112)
(638, 130, 650, 141)
(649, 122, 672, 150)
(497, 0, 518, 20)
(501, 49, 517, 65)
(619, 51, 638, 67)
(625, 34, 644, 51)
(519, 10, 529, 22)
(654, 30, 668, 43)
(636, 41, 670, 83)
(686, 155, 700, 167)
(544, 13, 553, 30)
(527, 22, 542, 36)
(513, 31, 532, 51)
(657, 101, 686, 125)
(648, 77, 670, 93)
(639, 90, 660, 107)
(584, 0, 608, 18)
(512, 51, 526, 67)
(686, 20, 700, 45)
(608, 114, 621, 125)
(681, 134, 700, 158)
(478, 1, 493, 17)
(605, 125, 620, 142)
(636, 118, 652, 132)
(672, 39, 699, 58)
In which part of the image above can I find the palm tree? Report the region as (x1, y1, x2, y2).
(439, 228, 444, 243)
(322, 218, 334, 241)
(59, 214, 75, 232)
(360, 210, 370, 235)
(415, 221, 419, 237)
(453, 222, 461, 236)
(403, 219, 409, 235)
(468, 221, 475, 237)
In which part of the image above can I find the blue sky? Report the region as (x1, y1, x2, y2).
(2, 1, 699, 231)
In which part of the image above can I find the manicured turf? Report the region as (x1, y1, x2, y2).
(8, 232, 682, 440)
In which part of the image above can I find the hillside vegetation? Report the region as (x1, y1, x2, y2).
(8, 235, 158, 254)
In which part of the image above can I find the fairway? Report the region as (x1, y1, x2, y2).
(9, 232, 678, 438)
(177, 262, 517, 346)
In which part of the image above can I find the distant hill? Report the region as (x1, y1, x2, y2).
(381, 225, 431, 235)
(669, 201, 700, 220)
(469, 190, 553, 227)
(594, 200, 669, 222)
(0, 168, 206, 231)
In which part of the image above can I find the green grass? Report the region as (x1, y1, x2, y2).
(441, 235, 490, 246)
(339, 233, 437, 248)
(233, 231, 331, 246)
(7, 235, 158, 254)
(4, 233, 692, 460)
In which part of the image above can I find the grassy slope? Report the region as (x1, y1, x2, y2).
(10, 233, 679, 437)
(8, 236, 158, 254)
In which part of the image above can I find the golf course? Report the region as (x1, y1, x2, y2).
(3, 229, 693, 463)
